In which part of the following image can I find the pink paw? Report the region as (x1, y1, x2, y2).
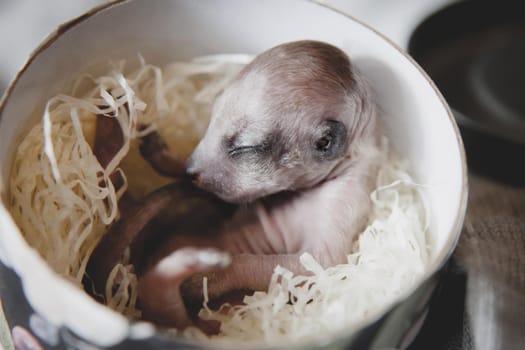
(138, 247, 230, 329)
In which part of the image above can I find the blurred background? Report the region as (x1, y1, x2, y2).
(0, 0, 107, 94)
(0, 0, 454, 95)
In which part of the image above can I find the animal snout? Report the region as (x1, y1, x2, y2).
(188, 171, 201, 185)
(185, 162, 201, 185)
(185, 155, 231, 197)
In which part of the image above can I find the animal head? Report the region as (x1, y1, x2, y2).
(186, 40, 376, 203)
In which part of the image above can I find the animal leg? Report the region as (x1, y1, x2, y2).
(94, 114, 126, 189)
(138, 247, 231, 329)
(87, 182, 226, 295)
(181, 254, 309, 304)
(139, 130, 185, 178)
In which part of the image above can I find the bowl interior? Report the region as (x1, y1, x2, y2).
(0, 0, 466, 346)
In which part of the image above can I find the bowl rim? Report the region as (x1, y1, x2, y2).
(0, 0, 468, 348)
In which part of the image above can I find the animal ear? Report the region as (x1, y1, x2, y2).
(314, 120, 347, 160)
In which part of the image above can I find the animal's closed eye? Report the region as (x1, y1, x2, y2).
(229, 142, 272, 159)
(228, 145, 257, 158)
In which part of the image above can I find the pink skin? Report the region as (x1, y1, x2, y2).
(89, 40, 381, 331)
(136, 150, 377, 330)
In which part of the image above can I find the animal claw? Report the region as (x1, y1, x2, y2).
(137, 129, 186, 177)
(139, 130, 166, 157)
(155, 248, 231, 277)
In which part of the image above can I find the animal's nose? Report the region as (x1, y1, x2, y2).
(185, 159, 201, 185)
(188, 171, 201, 185)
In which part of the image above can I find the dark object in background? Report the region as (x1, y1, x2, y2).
(408, 2, 525, 350)
(408, 0, 525, 186)
(407, 262, 470, 350)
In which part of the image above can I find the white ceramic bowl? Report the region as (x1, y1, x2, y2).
(0, 1, 467, 349)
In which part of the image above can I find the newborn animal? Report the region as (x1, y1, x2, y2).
(88, 40, 382, 330)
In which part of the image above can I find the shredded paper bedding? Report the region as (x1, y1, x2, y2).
(8, 55, 429, 344)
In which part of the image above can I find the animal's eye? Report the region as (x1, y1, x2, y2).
(229, 145, 256, 158)
(313, 120, 346, 161)
(315, 134, 333, 152)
